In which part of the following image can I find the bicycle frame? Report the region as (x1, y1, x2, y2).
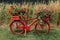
(10, 14, 50, 37)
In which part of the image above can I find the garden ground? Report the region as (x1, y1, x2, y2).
(0, 25, 60, 40)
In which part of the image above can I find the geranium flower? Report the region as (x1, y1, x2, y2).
(10, 5, 15, 9)
(8, 10, 12, 13)
(16, 10, 20, 12)
(24, 8, 26, 12)
(43, 17, 49, 21)
(19, 10, 22, 13)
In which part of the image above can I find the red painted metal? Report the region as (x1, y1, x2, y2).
(9, 14, 50, 36)
(9, 20, 25, 34)
(35, 21, 50, 35)
(11, 15, 20, 20)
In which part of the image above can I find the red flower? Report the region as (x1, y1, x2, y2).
(10, 6, 14, 9)
(8, 10, 12, 13)
(43, 17, 49, 21)
(16, 10, 20, 12)
(24, 8, 26, 12)
(19, 10, 22, 13)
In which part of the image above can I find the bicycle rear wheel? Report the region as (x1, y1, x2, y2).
(9, 20, 25, 34)
(35, 21, 50, 35)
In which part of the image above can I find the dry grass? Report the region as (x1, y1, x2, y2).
(0, 0, 60, 25)
(0, 1, 60, 40)
(0, 25, 60, 40)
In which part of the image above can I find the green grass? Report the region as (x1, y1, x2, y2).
(0, 25, 60, 40)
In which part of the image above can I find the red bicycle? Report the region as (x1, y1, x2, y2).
(9, 12, 50, 37)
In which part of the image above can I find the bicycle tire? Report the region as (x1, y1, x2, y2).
(35, 21, 50, 35)
(9, 20, 25, 34)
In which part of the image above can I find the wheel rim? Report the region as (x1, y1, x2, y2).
(35, 23, 41, 35)
(35, 22, 50, 34)
(10, 20, 25, 34)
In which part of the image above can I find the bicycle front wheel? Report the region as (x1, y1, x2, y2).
(35, 21, 50, 35)
(9, 20, 25, 34)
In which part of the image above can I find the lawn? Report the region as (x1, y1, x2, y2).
(0, 25, 60, 40)
(0, 0, 60, 40)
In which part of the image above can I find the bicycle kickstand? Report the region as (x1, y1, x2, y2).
(24, 29, 27, 37)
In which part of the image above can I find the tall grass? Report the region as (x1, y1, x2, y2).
(0, 0, 60, 25)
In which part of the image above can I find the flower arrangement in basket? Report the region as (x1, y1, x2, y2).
(8, 4, 26, 16)
(37, 6, 53, 22)
(8, 4, 27, 20)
